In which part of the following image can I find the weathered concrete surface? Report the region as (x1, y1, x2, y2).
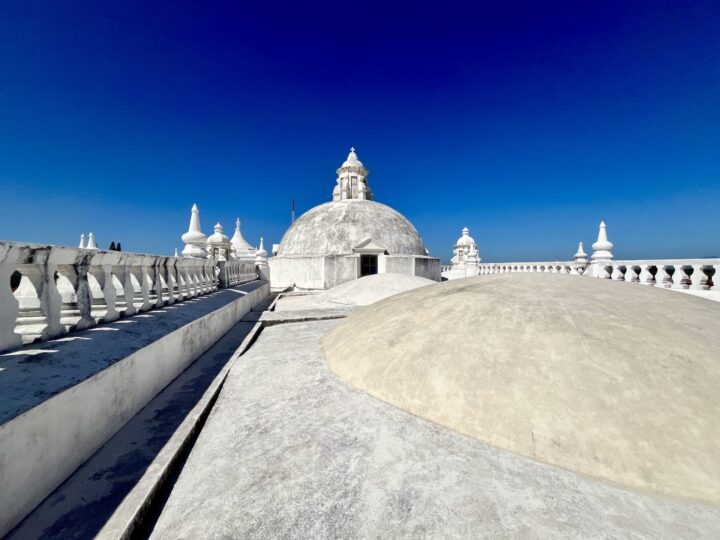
(259, 308, 354, 325)
(277, 200, 427, 257)
(322, 273, 720, 505)
(0, 281, 269, 537)
(6, 317, 263, 540)
(274, 273, 434, 313)
(149, 320, 720, 539)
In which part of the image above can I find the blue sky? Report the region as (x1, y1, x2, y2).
(1, 1, 718, 262)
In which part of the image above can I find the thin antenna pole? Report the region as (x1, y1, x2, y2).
(291, 198, 295, 224)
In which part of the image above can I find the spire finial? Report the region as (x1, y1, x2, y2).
(350, 146, 355, 153)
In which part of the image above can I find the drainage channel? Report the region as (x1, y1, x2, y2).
(131, 296, 280, 539)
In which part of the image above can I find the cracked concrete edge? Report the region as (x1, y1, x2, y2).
(95, 319, 265, 540)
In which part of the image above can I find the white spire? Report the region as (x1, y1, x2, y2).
(256, 236, 267, 257)
(591, 220, 614, 261)
(574, 242, 588, 262)
(574, 241, 588, 258)
(174, 248, 179, 257)
(181, 203, 208, 258)
(86, 232, 98, 250)
(231, 217, 254, 254)
(79, 233, 86, 249)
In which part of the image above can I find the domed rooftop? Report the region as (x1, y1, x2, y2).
(455, 226, 475, 246)
(322, 273, 720, 505)
(206, 222, 230, 244)
(277, 199, 427, 257)
(340, 147, 364, 169)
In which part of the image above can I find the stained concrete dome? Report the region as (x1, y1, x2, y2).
(321, 273, 720, 505)
(277, 199, 427, 257)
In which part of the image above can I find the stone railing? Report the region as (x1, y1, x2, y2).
(477, 261, 577, 275)
(0, 241, 258, 353)
(473, 259, 720, 291)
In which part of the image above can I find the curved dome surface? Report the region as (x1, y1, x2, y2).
(277, 199, 427, 257)
(321, 273, 720, 504)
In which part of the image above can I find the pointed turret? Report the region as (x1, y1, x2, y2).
(255, 236, 270, 281)
(231, 218, 255, 259)
(574, 242, 588, 263)
(86, 232, 98, 250)
(79, 233, 86, 249)
(591, 220, 614, 261)
(181, 204, 208, 258)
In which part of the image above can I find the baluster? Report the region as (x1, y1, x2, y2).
(166, 258, 179, 304)
(672, 265, 690, 289)
(143, 263, 158, 308)
(114, 265, 135, 316)
(17, 258, 64, 341)
(192, 264, 203, 295)
(638, 264, 655, 286)
(207, 261, 218, 291)
(89, 263, 119, 322)
(655, 265, 672, 288)
(58, 258, 95, 331)
(152, 259, 164, 308)
(131, 265, 152, 311)
(625, 265, 639, 283)
(690, 264, 710, 290)
(712, 265, 720, 291)
(611, 265, 623, 280)
(0, 244, 22, 352)
(183, 265, 194, 298)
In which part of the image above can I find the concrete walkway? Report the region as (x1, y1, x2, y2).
(149, 320, 720, 539)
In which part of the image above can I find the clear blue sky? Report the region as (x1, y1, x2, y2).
(1, 1, 718, 262)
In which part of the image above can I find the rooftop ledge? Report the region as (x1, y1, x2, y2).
(0, 280, 266, 425)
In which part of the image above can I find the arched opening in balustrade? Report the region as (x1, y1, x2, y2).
(130, 273, 144, 310)
(12, 269, 48, 344)
(159, 272, 170, 304)
(111, 272, 128, 315)
(87, 271, 107, 321)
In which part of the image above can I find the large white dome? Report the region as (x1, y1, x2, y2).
(277, 199, 427, 257)
(322, 273, 720, 505)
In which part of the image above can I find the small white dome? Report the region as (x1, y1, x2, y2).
(456, 227, 475, 247)
(207, 222, 230, 245)
(341, 147, 364, 169)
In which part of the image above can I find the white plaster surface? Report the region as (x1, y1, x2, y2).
(275, 273, 434, 311)
(149, 320, 720, 539)
(0, 281, 269, 537)
(322, 273, 720, 506)
(277, 199, 427, 257)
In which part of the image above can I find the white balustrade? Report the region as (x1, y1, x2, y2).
(461, 258, 719, 297)
(0, 241, 260, 354)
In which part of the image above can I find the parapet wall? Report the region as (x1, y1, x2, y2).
(0, 280, 269, 537)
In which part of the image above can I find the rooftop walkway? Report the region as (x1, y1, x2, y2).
(148, 318, 720, 539)
(5, 291, 275, 539)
